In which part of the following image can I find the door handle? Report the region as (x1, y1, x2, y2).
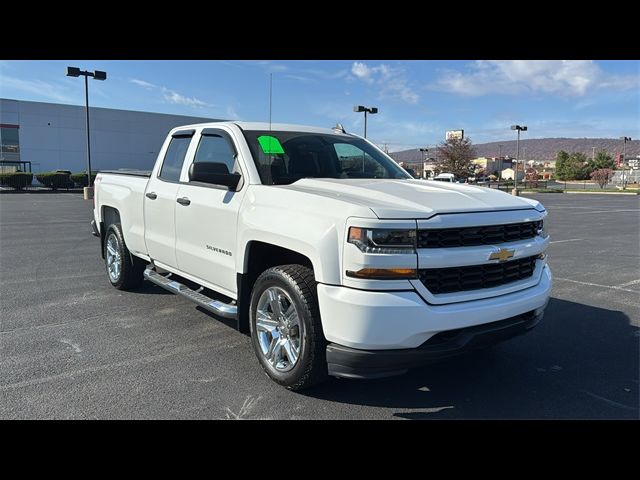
(177, 197, 191, 206)
(145, 192, 157, 200)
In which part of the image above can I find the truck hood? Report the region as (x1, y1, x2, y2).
(282, 178, 541, 219)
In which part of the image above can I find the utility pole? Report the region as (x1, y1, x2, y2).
(592, 146, 595, 162)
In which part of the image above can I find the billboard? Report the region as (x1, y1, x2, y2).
(446, 130, 464, 141)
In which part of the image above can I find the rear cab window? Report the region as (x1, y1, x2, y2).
(158, 132, 194, 182)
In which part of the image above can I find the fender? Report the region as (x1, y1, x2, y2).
(237, 185, 376, 285)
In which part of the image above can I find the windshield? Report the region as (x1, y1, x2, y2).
(242, 130, 411, 186)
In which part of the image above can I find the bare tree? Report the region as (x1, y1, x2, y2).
(590, 168, 614, 189)
(436, 137, 476, 179)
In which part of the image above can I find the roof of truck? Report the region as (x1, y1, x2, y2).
(171, 121, 354, 136)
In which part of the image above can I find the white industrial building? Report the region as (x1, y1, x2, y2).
(0, 98, 219, 173)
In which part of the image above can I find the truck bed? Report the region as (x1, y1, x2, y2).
(95, 169, 150, 258)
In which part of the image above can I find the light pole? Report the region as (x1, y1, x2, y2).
(419, 147, 429, 179)
(353, 105, 378, 138)
(66, 66, 107, 195)
(621, 136, 631, 190)
(511, 125, 527, 195)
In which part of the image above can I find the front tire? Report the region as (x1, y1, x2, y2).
(249, 265, 327, 390)
(104, 223, 145, 290)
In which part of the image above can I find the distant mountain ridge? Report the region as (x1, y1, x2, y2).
(390, 138, 640, 163)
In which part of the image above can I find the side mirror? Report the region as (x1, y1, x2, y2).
(189, 162, 241, 190)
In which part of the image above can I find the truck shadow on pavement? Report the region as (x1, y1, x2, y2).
(306, 298, 639, 419)
(127, 282, 172, 295)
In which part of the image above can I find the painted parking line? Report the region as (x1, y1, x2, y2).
(582, 391, 636, 411)
(547, 206, 609, 209)
(567, 209, 640, 214)
(550, 238, 583, 244)
(554, 277, 638, 293)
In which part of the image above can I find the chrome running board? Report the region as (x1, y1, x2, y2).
(144, 268, 237, 319)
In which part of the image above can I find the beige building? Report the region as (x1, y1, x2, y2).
(501, 167, 525, 181)
(472, 156, 512, 176)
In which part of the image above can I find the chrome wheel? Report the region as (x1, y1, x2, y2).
(255, 287, 301, 373)
(106, 233, 121, 282)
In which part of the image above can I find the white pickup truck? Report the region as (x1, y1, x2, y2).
(92, 121, 552, 390)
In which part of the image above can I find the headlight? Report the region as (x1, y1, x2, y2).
(348, 227, 416, 254)
(537, 220, 549, 239)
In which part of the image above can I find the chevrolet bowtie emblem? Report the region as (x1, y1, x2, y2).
(488, 248, 515, 262)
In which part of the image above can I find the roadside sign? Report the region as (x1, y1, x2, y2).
(446, 130, 464, 141)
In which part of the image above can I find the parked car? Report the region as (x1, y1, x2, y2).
(431, 172, 456, 182)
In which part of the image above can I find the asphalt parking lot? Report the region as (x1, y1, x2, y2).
(1, 192, 638, 419)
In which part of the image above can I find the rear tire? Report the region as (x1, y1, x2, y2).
(104, 223, 145, 290)
(249, 264, 327, 391)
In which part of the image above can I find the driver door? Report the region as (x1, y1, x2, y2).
(174, 128, 247, 297)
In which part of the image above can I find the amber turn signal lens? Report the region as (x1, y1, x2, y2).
(345, 268, 417, 279)
(348, 227, 365, 243)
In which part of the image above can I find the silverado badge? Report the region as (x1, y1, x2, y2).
(489, 248, 515, 262)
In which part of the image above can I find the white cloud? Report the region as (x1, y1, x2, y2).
(226, 105, 240, 120)
(368, 119, 440, 149)
(435, 60, 639, 97)
(162, 88, 207, 107)
(251, 61, 288, 72)
(351, 62, 375, 83)
(284, 74, 315, 83)
(130, 78, 156, 88)
(323, 69, 349, 80)
(130, 77, 210, 108)
(1, 75, 71, 102)
(350, 62, 419, 104)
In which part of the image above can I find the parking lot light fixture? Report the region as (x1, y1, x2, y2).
(353, 105, 378, 139)
(419, 148, 429, 178)
(66, 66, 107, 193)
(620, 136, 631, 190)
(510, 125, 527, 194)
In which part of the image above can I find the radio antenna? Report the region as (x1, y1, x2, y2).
(269, 73, 273, 132)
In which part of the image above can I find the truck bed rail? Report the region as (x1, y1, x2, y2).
(98, 169, 152, 177)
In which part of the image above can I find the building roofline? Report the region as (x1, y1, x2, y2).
(0, 97, 220, 122)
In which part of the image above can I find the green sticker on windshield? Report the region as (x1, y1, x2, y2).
(258, 135, 285, 154)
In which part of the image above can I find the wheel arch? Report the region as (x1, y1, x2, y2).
(236, 241, 315, 334)
(99, 206, 121, 259)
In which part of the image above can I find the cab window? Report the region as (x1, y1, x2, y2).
(159, 136, 191, 182)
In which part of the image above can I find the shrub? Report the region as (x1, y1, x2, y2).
(35, 171, 74, 190)
(70, 172, 97, 187)
(0, 172, 34, 190)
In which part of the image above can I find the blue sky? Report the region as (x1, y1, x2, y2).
(1, 60, 638, 151)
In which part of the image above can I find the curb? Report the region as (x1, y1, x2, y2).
(564, 191, 639, 196)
